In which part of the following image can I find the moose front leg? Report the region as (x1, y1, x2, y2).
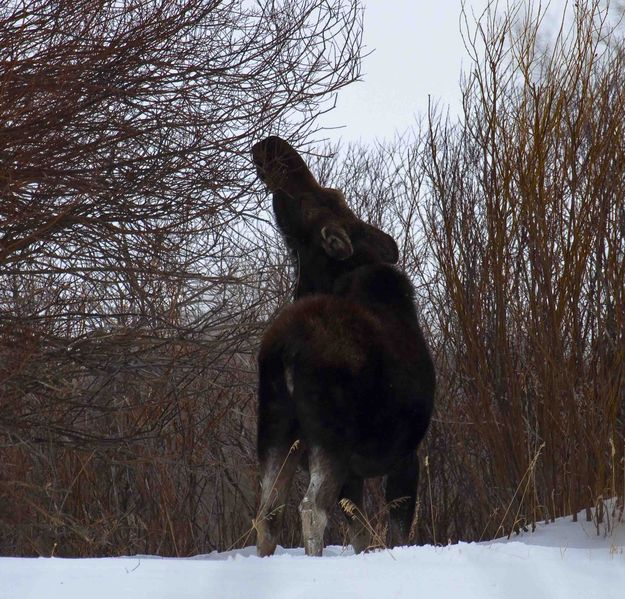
(339, 475, 371, 554)
(385, 451, 419, 548)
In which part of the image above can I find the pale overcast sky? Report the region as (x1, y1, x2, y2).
(319, 0, 569, 143)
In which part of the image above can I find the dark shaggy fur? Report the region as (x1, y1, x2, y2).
(252, 137, 435, 556)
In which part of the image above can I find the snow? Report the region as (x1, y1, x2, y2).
(2, 512, 623, 599)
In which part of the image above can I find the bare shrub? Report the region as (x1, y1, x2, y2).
(0, 0, 362, 556)
(418, 0, 625, 541)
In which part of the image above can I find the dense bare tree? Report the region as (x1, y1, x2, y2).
(0, 0, 362, 556)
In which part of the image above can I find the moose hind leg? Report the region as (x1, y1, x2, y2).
(386, 451, 419, 548)
(256, 353, 301, 557)
(339, 476, 370, 554)
(299, 446, 345, 556)
(256, 443, 302, 557)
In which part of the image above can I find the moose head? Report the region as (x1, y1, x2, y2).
(252, 136, 399, 297)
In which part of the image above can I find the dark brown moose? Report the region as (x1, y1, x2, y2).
(252, 137, 435, 557)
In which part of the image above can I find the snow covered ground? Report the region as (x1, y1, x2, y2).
(2, 511, 624, 599)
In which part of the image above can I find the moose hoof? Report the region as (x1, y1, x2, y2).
(256, 522, 278, 557)
(301, 509, 323, 556)
(350, 525, 371, 555)
(300, 500, 324, 556)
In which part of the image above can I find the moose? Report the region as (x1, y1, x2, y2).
(252, 137, 435, 557)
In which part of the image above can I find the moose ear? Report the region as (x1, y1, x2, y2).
(320, 224, 354, 260)
(251, 136, 319, 194)
(359, 223, 400, 264)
